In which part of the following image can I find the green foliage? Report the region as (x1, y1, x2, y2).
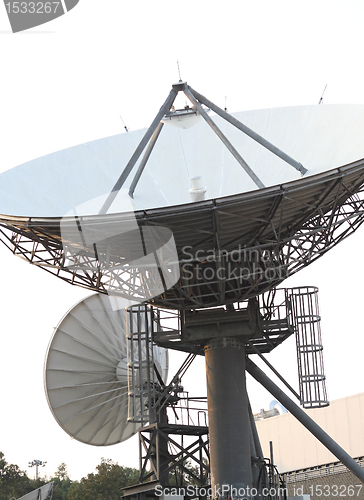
(169, 458, 208, 486)
(54, 462, 69, 481)
(51, 463, 72, 500)
(51, 476, 73, 500)
(29, 477, 48, 491)
(67, 458, 139, 500)
(0, 451, 32, 500)
(0, 453, 139, 500)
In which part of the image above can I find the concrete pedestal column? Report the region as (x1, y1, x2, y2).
(204, 338, 253, 500)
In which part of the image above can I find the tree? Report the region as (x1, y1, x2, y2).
(55, 462, 69, 481)
(67, 458, 139, 500)
(28, 477, 48, 492)
(169, 457, 209, 486)
(51, 462, 73, 500)
(0, 451, 32, 500)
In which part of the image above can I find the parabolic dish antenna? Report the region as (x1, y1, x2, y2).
(1, 83, 364, 308)
(4, 83, 364, 498)
(44, 293, 168, 446)
(16, 482, 53, 500)
(2, 100, 364, 217)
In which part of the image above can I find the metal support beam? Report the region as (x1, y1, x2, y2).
(247, 341, 300, 400)
(248, 402, 264, 460)
(157, 408, 170, 485)
(248, 403, 267, 492)
(138, 422, 209, 486)
(204, 337, 253, 498)
(249, 405, 263, 488)
(246, 357, 364, 484)
(183, 86, 265, 189)
(187, 85, 307, 176)
(129, 122, 164, 198)
(99, 88, 178, 214)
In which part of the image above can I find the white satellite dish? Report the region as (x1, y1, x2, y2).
(16, 482, 53, 500)
(2, 82, 364, 494)
(44, 293, 168, 446)
(2, 85, 364, 309)
(1, 102, 364, 217)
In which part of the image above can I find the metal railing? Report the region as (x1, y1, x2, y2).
(288, 287, 329, 409)
(127, 304, 157, 424)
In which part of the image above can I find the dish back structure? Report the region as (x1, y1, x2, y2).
(44, 293, 168, 446)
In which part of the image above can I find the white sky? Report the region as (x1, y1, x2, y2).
(1, 0, 364, 482)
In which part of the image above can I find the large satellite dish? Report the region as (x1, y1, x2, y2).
(1, 84, 364, 309)
(2, 82, 364, 496)
(44, 293, 168, 446)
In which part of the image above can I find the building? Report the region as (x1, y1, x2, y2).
(255, 393, 364, 498)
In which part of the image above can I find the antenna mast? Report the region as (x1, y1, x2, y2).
(177, 59, 182, 82)
(319, 84, 327, 104)
(119, 114, 129, 132)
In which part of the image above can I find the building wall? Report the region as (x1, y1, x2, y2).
(285, 459, 364, 500)
(255, 392, 364, 473)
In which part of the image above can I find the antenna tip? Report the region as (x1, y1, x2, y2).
(177, 60, 182, 82)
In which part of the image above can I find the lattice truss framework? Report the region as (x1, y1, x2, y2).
(1, 162, 364, 309)
(138, 423, 210, 486)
